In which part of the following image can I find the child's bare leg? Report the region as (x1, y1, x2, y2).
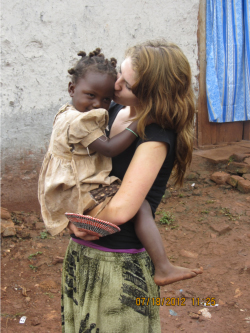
(135, 200, 203, 286)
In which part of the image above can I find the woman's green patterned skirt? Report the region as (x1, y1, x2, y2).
(61, 239, 161, 333)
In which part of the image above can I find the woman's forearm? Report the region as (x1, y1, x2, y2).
(90, 141, 167, 224)
(88, 121, 138, 158)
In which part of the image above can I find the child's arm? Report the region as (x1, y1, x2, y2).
(88, 121, 138, 157)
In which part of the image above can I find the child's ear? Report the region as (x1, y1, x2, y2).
(68, 82, 75, 97)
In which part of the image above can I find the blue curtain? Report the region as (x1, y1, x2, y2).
(206, 0, 250, 122)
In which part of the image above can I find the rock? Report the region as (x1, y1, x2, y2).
(210, 172, 230, 185)
(31, 317, 41, 326)
(227, 175, 244, 187)
(234, 288, 242, 298)
(16, 229, 31, 239)
(185, 172, 199, 181)
(1, 219, 16, 237)
(210, 223, 232, 235)
(245, 157, 250, 165)
(230, 153, 248, 162)
(199, 308, 211, 319)
(192, 189, 202, 196)
(227, 162, 250, 174)
(39, 278, 60, 291)
(164, 189, 172, 199)
(189, 312, 200, 319)
(0, 207, 11, 220)
(180, 249, 198, 258)
(243, 174, 250, 181)
(244, 260, 250, 273)
(237, 179, 250, 193)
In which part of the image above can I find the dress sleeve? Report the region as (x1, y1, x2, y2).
(68, 108, 109, 147)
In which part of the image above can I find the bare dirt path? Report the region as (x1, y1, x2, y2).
(1, 154, 250, 332)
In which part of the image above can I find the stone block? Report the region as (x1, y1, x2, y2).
(0, 207, 11, 220)
(1, 219, 16, 237)
(237, 179, 250, 193)
(210, 171, 230, 185)
(227, 175, 244, 187)
(227, 162, 250, 174)
(230, 153, 248, 162)
(243, 174, 250, 181)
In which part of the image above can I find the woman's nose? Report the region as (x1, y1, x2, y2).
(114, 74, 122, 91)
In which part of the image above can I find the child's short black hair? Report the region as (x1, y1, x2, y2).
(68, 48, 117, 83)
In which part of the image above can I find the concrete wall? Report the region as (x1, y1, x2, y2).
(1, 0, 200, 212)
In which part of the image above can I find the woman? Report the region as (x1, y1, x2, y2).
(62, 40, 202, 332)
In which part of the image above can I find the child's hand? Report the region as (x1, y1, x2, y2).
(67, 222, 100, 241)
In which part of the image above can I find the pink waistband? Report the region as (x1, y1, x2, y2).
(71, 238, 146, 254)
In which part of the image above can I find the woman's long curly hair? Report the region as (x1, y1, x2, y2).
(126, 40, 196, 186)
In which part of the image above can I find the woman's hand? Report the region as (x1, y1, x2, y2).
(67, 222, 100, 241)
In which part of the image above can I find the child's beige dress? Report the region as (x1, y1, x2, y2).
(38, 104, 118, 236)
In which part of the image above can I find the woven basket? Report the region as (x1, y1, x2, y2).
(65, 212, 120, 237)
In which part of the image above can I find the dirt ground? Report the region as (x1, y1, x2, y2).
(1, 153, 250, 333)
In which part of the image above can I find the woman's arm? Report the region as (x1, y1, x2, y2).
(88, 121, 138, 157)
(89, 141, 168, 224)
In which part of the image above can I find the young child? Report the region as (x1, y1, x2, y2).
(38, 49, 138, 236)
(39, 48, 201, 286)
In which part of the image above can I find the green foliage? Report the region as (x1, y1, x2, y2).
(44, 292, 54, 299)
(11, 213, 22, 224)
(29, 264, 37, 271)
(160, 212, 175, 225)
(206, 200, 215, 204)
(220, 207, 239, 221)
(1, 312, 25, 319)
(28, 251, 43, 260)
(40, 231, 48, 239)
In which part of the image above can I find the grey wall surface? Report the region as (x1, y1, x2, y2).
(1, 0, 200, 211)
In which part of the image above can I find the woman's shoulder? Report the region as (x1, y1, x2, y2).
(143, 123, 176, 144)
(108, 102, 124, 118)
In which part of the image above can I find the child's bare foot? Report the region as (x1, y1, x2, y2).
(154, 263, 203, 286)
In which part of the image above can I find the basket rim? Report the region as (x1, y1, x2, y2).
(65, 212, 120, 231)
